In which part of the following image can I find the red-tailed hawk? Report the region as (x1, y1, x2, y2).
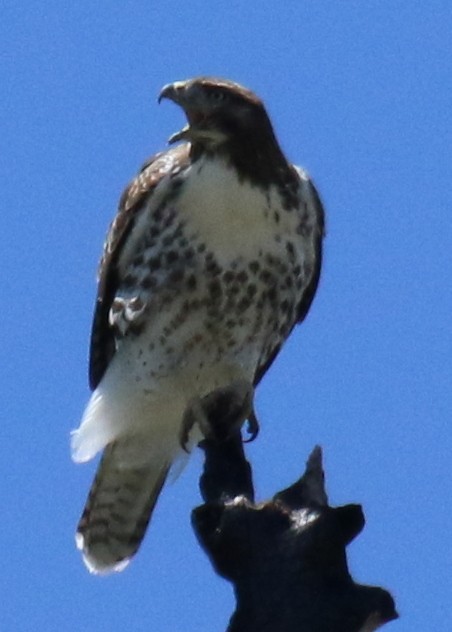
(72, 77, 324, 574)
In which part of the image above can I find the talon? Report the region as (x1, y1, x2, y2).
(201, 380, 255, 442)
(243, 409, 260, 443)
(181, 382, 258, 447)
(179, 407, 196, 453)
(180, 397, 211, 451)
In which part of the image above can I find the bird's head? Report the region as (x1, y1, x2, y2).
(158, 77, 271, 149)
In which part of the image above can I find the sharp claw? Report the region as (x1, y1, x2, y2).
(243, 409, 260, 443)
(179, 407, 196, 453)
(181, 383, 258, 448)
(179, 432, 191, 454)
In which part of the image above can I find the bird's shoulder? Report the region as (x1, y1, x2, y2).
(293, 165, 326, 237)
(99, 144, 190, 284)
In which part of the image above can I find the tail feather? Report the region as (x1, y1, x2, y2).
(76, 441, 170, 574)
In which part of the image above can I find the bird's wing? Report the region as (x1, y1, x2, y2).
(89, 144, 190, 390)
(293, 169, 325, 324)
(253, 168, 325, 386)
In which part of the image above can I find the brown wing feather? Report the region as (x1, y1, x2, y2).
(89, 144, 190, 390)
(294, 177, 325, 323)
(253, 176, 325, 387)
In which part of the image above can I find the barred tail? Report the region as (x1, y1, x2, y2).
(76, 441, 170, 574)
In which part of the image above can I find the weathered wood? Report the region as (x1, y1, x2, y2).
(192, 439, 398, 632)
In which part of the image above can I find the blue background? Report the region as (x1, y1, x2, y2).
(1, 2, 450, 630)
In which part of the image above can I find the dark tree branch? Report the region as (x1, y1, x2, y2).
(192, 441, 398, 632)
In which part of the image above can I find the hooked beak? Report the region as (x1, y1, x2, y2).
(158, 81, 187, 106)
(158, 82, 191, 144)
(158, 81, 206, 145)
(158, 80, 227, 146)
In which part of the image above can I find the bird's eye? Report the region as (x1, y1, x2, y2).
(209, 90, 227, 103)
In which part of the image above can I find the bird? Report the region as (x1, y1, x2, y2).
(72, 76, 325, 574)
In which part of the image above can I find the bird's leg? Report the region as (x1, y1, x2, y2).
(179, 380, 260, 451)
(201, 379, 255, 442)
(180, 398, 208, 453)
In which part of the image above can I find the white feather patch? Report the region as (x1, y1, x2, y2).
(71, 389, 113, 463)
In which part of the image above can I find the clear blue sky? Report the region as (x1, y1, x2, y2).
(1, 2, 450, 630)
